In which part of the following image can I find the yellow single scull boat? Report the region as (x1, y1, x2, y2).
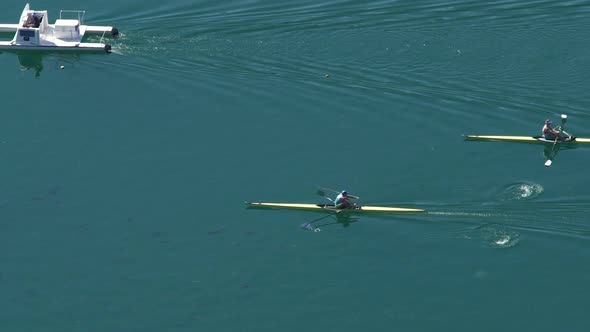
(465, 114, 589, 143)
(464, 135, 590, 144)
(246, 202, 425, 213)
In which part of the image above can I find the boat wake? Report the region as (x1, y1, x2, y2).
(419, 209, 522, 248)
(427, 211, 503, 218)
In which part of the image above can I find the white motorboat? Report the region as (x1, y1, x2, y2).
(0, 3, 118, 53)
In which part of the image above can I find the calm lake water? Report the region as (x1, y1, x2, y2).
(1, 0, 589, 331)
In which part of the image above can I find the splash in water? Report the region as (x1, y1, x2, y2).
(477, 225, 520, 248)
(499, 182, 544, 201)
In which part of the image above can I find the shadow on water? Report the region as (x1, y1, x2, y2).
(0, 51, 45, 78)
(541, 141, 583, 163)
(301, 213, 361, 232)
(0, 51, 83, 78)
(15, 52, 44, 78)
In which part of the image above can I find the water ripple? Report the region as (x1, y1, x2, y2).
(473, 224, 521, 248)
(86, 0, 589, 119)
(497, 182, 544, 201)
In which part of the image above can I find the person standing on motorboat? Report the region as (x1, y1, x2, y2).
(334, 190, 359, 209)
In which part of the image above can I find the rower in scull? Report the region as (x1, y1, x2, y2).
(334, 190, 360, 209)
(542, 118, 574, 142)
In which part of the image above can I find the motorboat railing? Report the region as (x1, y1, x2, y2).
(59, 10, 86, 24)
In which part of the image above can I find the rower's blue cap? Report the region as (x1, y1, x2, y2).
(341, 190, 348, 195)
(545, 119, 552, 124)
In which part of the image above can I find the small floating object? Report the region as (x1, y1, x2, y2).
(59, 65, 64, 69)
(0, 3, 119, 53)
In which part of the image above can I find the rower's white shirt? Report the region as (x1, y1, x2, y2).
(335, 193, 347, 204)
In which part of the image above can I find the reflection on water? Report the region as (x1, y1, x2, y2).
(17, 52, 44, 78)
(0, 51, 83, 79)
(302, 213, 361, 232)
(541, 140, 585, 166)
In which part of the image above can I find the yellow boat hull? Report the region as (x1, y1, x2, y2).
(246, 202, 425, 213)
(464, 135, 590, 143)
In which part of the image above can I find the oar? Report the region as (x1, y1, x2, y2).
(311, 214, 360, 230)
(316, 188, 335, 203)
(545, 114, 567, 167)
(318, 187, 341, 195)
(323, 196, 335, 204)
(300, 213, 334, 230)
(319, 187, 360, 199)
